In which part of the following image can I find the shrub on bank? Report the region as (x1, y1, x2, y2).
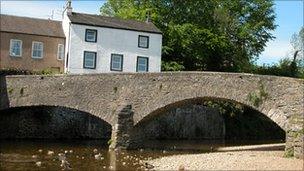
(0, 68, 62, 76)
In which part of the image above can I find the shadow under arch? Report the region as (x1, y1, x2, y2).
(0, 105, 112, 140)
(133, 97, 285, 142)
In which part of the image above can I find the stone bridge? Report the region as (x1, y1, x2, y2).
(0, 72, 303, 158)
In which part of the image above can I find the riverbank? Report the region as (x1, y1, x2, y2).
(147, 143, 303, 170)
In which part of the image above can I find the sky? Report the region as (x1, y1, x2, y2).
(259, 0, 303, 65)
(0, 0, 303, 65)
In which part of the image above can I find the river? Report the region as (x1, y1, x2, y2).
(0, 139, 283, 170)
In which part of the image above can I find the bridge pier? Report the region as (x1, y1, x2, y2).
(285, 114, 304, 158)
(109, 105, 134, 150)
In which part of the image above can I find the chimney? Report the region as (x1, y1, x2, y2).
(146, 11, 151, 23)
(66, 0, 72, 15)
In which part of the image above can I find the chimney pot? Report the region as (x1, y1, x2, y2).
(66, 0, 72, 15)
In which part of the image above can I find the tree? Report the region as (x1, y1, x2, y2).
(291, 27, 304, 64)
(290, 27, 304, 77)
(100, 0, 276, 72)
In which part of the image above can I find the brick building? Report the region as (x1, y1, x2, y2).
(0, 14, 65, 73)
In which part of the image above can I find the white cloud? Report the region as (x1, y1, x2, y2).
(0, 1, 65, 20)
(262, 40, 293, 59)
(258, 40, 293, 65)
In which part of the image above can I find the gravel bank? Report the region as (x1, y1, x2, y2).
(147, 144, 303, 170)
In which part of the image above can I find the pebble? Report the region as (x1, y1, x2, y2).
(47, 150, 54, 155)
(60, 159, 72, 170)
(32, 155, 38, 159)
(38, 149, 43, 153)
(58, 153, 66, 161)
(210, 146, 214, 152)
(109, 166, 114, 170)
(114, 148, 120, 153)
(178, 164, 185, 171)
(35, 161, 42, 167)
(64, 150, 68, 154)
(122, 162, 126, 165)
(93, 149, 98, 153)
(69, 150, 73, 154)
(144, 162, 154, 169)
(94, 153, 104, 160)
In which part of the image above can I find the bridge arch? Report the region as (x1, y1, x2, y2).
(133, 96, 285, 139)
(134, 96, 287, 131)
(123, 96, 287, 151)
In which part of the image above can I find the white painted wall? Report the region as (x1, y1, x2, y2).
(63, 21, 162, 74)
(62, 11, 72, 72)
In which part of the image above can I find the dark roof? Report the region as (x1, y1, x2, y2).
(68, 12, 162, 34)
(0, 14, 65, 38)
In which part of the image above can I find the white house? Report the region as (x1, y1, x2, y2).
(62, 2, 162, 74)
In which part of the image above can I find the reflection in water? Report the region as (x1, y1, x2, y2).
(0, 139, 284, 170)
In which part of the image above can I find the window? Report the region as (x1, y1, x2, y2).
(111, 54, 123, 71)
(83, 51, 97, 69)
(9, 39, 22, 57)
(138, 35, 149, 48)
(137, 56, 149, 72)
(32, 41, 43, 58)
(57, 44, 64, 60)
(85, 29, 97, 42)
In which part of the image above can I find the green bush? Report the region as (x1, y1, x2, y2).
(0, 68, 61, 76)
(251, 58, 304, 79)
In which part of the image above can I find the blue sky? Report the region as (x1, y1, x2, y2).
(259, 0, 303, 65)
(1, 0, 303, 65)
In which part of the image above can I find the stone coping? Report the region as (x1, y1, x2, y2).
(3, 71, 304, 81)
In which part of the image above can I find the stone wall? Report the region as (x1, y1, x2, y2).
(0, 106, 111, 139)
(133, 104, 224, 140)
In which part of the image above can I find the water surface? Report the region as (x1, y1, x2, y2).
(0, 139, 283, 170)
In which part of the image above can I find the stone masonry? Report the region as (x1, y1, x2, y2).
(132, 104, 224, 140)
(109, 105, 134, 149)
(0, 106, 112, 139)
(0, 72, 303, 158)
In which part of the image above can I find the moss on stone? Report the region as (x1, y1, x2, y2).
(8, 87, 14, 94)
(247, 82, 268, 107)
(284, 148, 294, 158)
(20, 87, 24, 96)
(107, 139, 113, 145)
(113, 87, 118, 93)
